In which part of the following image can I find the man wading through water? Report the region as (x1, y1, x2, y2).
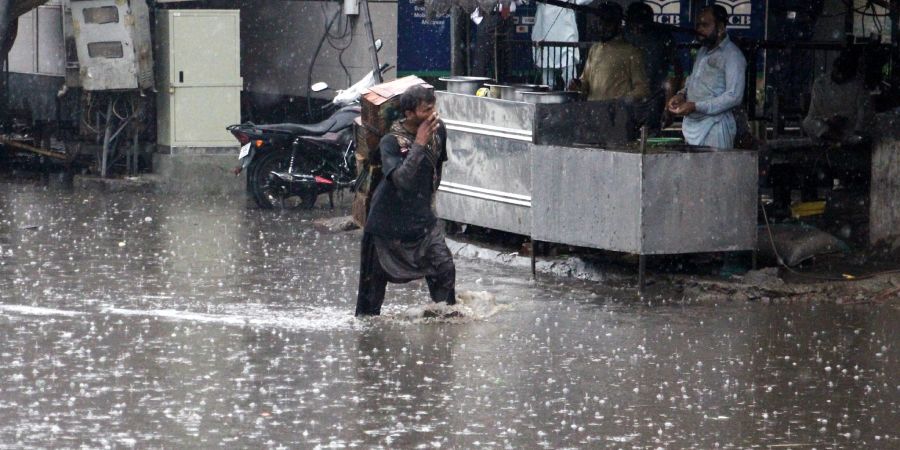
(355, 86, 457, 316)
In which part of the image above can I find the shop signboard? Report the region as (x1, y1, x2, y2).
(397, 0, 451, 76)
(643, 0, 765, 38)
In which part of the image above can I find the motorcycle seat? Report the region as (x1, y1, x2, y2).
(256, 122, 331, 136)
(300, 132, 343, 145)
(255, 105, 361, 137)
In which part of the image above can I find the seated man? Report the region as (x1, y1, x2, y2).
(572, 2, 649, 102)
(802, 51, 873, 146)
(768, 51, 874, 213)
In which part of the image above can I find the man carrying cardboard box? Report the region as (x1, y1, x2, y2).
(355, 86, 457, 316)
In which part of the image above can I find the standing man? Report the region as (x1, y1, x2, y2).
(573, 2, 649, 102)
(624, 1, 681, 134)
(532, 0, 593, 89)
(356, 86, 456, 317)
(667, 5, 746, 149)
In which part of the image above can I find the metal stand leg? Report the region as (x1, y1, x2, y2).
(751, 250, 758, 270)
(531, 239, 537, 279)
(130, 128, 139, 175)
(638, 254, 646, 292)
(100, 101, 113, 178)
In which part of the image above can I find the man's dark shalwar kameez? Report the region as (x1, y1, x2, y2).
(355, 121, 456, 316)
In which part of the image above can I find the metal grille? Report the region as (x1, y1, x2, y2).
(499, 40, 595, 89)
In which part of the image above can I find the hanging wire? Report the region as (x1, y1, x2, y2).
(321, 2, 355, 86)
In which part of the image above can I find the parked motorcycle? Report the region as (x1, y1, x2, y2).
(228, 59, 388, 209)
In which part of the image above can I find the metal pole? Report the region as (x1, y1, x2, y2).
(640, 125, 648, 154)
(639, 125, 648, 293)
(100, 100, 113, 178)
(360, 0, 382, 83)
(891, 1, 899, 84)
(844, 0, 855, 40)
(493, 22, 499, 82)
(0, 0, 10, 131)
(131, 125, 139, 175)
(450, 6, 465, 76)
(531, 239, 537, 279)
(638, 254, 646, 292)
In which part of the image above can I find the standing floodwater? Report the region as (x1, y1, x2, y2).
(0, 176, 897, 448)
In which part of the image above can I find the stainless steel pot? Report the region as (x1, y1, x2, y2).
(484, 83, 550, 101)
(519, 91, 582, 104)
(512, 84, 550, 101)
(439, 76, 492, 95)
(483, 83, 509, 99)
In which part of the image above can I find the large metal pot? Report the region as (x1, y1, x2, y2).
(512, 84, 550, 101)
(439, 76, 492, 95)
(483, 83, 508, 99)
(483, 83, 550, 101)
(520, 91, 582, 104)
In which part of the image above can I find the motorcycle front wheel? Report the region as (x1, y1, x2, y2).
(248, 149, 319, 210)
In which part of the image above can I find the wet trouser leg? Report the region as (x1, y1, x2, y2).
(356, 233, 389, 316)
(425, 239, 456, 305)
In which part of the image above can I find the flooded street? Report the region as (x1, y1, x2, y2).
(1, 177, 898, 448)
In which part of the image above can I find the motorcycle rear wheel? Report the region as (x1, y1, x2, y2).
(249, 149, 319, 210)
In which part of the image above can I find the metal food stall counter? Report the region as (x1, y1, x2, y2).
(434, 90, 759, 279)
(435, 91, 535, 236)
(531, 145, 758, 255)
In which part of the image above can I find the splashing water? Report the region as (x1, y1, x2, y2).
(388, 290, 507, 323)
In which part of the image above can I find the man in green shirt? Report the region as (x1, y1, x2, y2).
(571, 2, 649, 102)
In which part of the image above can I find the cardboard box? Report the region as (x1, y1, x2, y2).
(360, 75, 432, 138)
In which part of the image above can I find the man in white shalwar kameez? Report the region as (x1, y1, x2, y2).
(531, 0, 593, 88)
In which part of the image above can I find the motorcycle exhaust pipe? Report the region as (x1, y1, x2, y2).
(269, 172, 335, 190)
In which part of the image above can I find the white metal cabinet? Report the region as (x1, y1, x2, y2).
(156, 9, 241, 148)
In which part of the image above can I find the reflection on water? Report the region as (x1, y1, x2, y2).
(0, 177, 898, 448)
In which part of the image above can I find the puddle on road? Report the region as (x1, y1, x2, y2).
(0, 290, 512, 330)
(2, 177, 899, 449)
(0, 302, 359, 331)
(0, 304, 86, 317)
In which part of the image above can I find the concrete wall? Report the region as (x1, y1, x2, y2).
(235, 0, 398, 99)
(152, 152, 246, 196)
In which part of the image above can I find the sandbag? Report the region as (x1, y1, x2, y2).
(757, 224, 848, 267)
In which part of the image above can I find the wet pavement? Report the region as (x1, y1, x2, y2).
(1, 175, 898, 448)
